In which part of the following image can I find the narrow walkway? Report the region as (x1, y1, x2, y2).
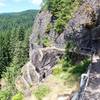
(84, 55, 100, 100)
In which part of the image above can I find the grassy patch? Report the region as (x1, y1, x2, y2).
(52, 59, 90, 86)
(69, 59, 90, 78)
(12, 93, 24, 100)
(52, 64, 63, 75)
(33, 85, 50, 100)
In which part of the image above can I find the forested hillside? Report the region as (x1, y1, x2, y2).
(0, 10, 38, 99)
(0, 10, 38, 76)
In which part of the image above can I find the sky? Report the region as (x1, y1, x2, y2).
(0, 0, 43, 13)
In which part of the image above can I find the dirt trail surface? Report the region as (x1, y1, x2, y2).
(84, 56, 100, 100)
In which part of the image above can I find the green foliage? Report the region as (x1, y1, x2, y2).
(41, 36, 51, 47)
(43, 0, 81, 34)
(18, 27, 25, 41)
(54, 18, 65, 34)
(2, 64, 19, 88)
(0, 32, 11, 76)
(12, 93, 24, 100)
(63, 42, 75, 71)
(33, 85, 50, 100)
(70, 59, 90, 77)
(45, 23, 52, 33)
(0, 89, 12, 100)
(1, 64, 20, 100)
(52, 58, 90, 83)
(0, 10, 38, 31)
(0, 10, 38, 77)
(62, 59, 90, 81)
(52, 65, 63, 75)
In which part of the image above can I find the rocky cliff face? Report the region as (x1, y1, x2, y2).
(16, 0, 100, 95)
(29, 11, 65, 53)
(15, 48, 65, 95)
(29, 0, 100, 58)
(65, 0, 100, 55)
(15, 12, 65, 94)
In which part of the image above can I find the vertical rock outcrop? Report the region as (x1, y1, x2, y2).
(65, 0, 100, 55)
(29, 11, 52, 52)
(29, 11, 66, 56)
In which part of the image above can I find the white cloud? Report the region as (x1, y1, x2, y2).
(0, 0, 5, 7)
(32, 0, 42, 5)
